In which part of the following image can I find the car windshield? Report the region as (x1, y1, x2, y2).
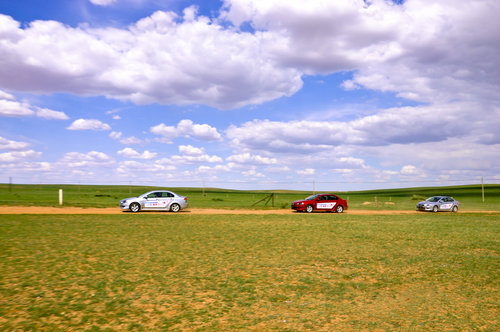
(305, 194, 320, 200)
(425, 197, 441, 202)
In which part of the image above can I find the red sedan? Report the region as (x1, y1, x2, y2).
(291, 193, 348, 213)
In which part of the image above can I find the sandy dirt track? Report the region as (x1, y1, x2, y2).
(0, 206, 497, 215)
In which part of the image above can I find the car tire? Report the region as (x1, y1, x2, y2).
(452, 205, 458, 212)
(170, 203, 181, 213)
(305, 205, 314, 213)
(336, 205, 344, 213)
(433, 205, 439, 213)
(130, 202, 141, 213)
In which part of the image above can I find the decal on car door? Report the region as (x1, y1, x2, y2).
(317, 202, 337, 209)
(145, 199, 169, 208)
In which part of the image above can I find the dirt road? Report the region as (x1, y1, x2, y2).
(0, 206, 496, 215)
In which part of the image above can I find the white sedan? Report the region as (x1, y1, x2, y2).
(120, 190, 188, 213)
(416, 196, 459, 212)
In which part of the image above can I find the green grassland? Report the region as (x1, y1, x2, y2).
(1, 183, 499, 211)
(0, 213, 498, 330)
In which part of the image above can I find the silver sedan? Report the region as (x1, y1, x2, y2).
(120, 190, 188, 213)
(416, 196, 459, 212)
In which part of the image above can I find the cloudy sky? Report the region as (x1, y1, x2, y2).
(1, 0, 499, 191)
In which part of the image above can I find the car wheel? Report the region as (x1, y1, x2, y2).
(336, 205, 344, 213)
(170, 203, 181, 213)
(433, 205, 439, 213)
(305, 205, 314, 213)
(452, 205, 458, 212)
(130, 202, 141, 213)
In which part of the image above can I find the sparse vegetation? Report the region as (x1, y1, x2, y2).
(0, 213, 498, 330)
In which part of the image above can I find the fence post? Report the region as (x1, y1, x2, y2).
(482, 177, 485, 203)
(59, 189, 63, 206)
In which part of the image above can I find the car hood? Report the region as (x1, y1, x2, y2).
(122, 197, 139, 201)
(292, 200, 308, 204)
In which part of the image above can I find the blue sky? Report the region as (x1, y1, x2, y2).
(1, 0, 499, 191)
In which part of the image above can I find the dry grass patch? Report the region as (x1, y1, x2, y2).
(0, 213, 498, 330)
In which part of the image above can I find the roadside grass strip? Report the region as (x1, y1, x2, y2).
(0, 213, 498, 330)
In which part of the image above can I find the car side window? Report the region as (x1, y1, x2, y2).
(147, 193, 156, 198)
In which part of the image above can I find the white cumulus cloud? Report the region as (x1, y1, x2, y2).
(59, 151, 114, 168)
(117, 147, 157, 159)
(0, 149, 41, 162)
(89, 0, 116, 6)
(151, 119, 222, 143)
(226, 152, 277, 165)
(0, 99, 34, 117)
(296, 168, 315, 176)
(35, 108, 69, 120)
(109, 131, 143, 144)
(0, 136, 30, 151)
(169, 145, 223, 164)
(67, 119, 111, 131)
(0, 90, 68, 119)
(0, 8, 302, 109)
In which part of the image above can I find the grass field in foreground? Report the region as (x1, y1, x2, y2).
(1, 183, 500, 211)
(0, 213, 498, 330)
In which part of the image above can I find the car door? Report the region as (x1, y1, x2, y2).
(157, 191, 174, 210)
(439, 197, 453, 211)
(315, 195, 337, 211)
(327, 195, 340, 211)
(143, 192, 162, 210)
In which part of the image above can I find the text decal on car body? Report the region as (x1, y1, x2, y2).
(317, 202, 337, 209)
(145, 200, 169, 208)
(440, 203, 453, 209)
